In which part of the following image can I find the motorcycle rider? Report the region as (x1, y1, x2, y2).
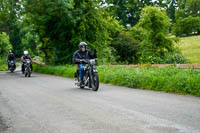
(7, 50, 16, 69)
(21, 50, 33, 74)
(72, 42, 97, 86)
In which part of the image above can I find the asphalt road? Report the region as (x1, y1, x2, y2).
(0, 68, 200, 133)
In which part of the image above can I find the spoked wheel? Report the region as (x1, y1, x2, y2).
(92, 73, 99, 91)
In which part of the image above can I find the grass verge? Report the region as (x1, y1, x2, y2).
(0, 59, 7, 71)
(33, 64, 200, 97)
(0, 65, 7, 71)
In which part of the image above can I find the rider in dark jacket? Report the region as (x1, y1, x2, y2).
(21, 51, 33, 73)
(7, 50, 16, 69)
(72, 42, 97, 85)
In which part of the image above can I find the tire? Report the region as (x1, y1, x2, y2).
(28, 68, 31, 77)
(25, 73, 27, 77)
(28, 72, 31, 77)
(80, 86, 85, 89)
(92, 73, 99, 91)
(10, 69, 14, 73)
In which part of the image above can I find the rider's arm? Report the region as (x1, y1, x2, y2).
(21, 56, 25, 63)
(72, 51, 80, 64)
(13, 55, 16, 61)
(29, 56, 32, 62)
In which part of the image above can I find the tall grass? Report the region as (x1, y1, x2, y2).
(0, 59, 7, 71)
(33, 64, 200, 96)
(98, 66, 200, 96)
(33, 64, 76, 78)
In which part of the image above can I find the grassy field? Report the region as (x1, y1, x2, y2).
(33, 64, 200, 97)
(178, 35, 200, 63)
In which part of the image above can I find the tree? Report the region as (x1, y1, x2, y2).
(23, 0, 123, 64)
(166, 0, 178, 23)
(133, 6, 178, 64)
(0, 0, 24, 57)
(173, 16, 200, 36)
(173, 0, 200, 36)
(103, 0, 175, 27)
(103, 0, 158, 27)
(0, 32, 12, 59)
(23, 0, 76, 64)
(185, 0, 200, 16)
(19, 14, 41, 57)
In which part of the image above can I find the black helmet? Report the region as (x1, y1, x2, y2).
(79, 42, 87, 48)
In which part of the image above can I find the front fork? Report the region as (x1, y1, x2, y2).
(89, 65, 98, 87)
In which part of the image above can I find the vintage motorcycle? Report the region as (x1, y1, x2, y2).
(75, 59, 99, 91)
(8, 60, 16, 72)
(24, 59, 32, 77)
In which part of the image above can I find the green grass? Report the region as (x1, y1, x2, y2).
(33, 64, 200, 97)
(179, 35, 200, 63)
(0, 65, 7, 71)
(33, 64, 76, 78)
(0, 59, 7, 71)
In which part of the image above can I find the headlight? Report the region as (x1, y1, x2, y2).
(90, 59, 95, 65)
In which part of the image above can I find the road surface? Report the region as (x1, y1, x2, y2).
(0, 69, 200, 133)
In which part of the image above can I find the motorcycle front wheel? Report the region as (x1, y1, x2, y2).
(92, 73, 99, 91)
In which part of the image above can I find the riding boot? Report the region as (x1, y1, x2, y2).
(80, 78, 84, 86)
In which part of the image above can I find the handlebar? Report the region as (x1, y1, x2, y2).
(77, 58, 98, 64)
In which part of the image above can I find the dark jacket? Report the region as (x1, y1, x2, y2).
(22, 55, 32, 62)
(72, 50, 97, 64)
(8, 53, 16, 61)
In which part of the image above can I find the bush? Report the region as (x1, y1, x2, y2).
(111, 31, 140, 64)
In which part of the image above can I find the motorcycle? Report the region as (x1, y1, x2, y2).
(75, 59, 99, 91)
(8, 60, 16, 72)
(24, 59, 32, 77)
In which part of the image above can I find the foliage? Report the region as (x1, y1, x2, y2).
(104, 0, 172, 27)
(166, 0, 177, 23)
(22, 0, 123, 65)
(0, 0, 195, 65)
(33, 64, 200, 97)
(111, 31, 140, 64)
(19, 14, 41, 57)
(172, 16, 200, 36)
(0, 58, 7, 71)
(173, 0, 200, 36)
(0, 32, 12, 59)
(0, 0, 24, 57)
(131, 6, 183, 64)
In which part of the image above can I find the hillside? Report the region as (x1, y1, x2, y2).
(179, 35, 200, 64)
